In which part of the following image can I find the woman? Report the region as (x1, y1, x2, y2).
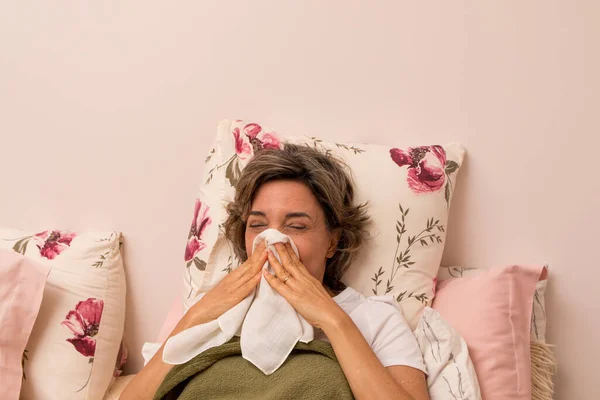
(122, 144, 429, 400)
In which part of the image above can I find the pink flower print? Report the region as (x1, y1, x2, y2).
(232, 123, 282, 161)
(243, 123, 262, 140)
(257, 132, 281, 150)
(34, 231, 50, 239)
(62, 298, 104, 357)
(184, 238, 205, 263)
(390, 145, 447, 193)
(244, 123, 281, 152)
(233, 128, 253, 161)
(35, 230, 76, 259)
(114, 342, 128, 377)
(185, 199, 211, 262)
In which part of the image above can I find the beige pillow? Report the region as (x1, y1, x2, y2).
(183, 119, 465, 329)
(0, 228, 126, 400)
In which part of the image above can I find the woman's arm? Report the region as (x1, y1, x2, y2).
(263, 243, 429, 400)
(121, 243, 268, 399)
(322, 310, 429, 400)
(119, 313, 205, 400)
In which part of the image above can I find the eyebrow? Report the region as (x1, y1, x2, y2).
(248, 210, 314, 221)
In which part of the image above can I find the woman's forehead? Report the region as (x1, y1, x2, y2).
(250, 181, 323, 216)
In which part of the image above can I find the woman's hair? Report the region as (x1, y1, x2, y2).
(224, 143, 371, 292)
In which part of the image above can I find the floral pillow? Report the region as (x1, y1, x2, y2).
(0, 228, 126, 400)
(182, 120, 465, 329)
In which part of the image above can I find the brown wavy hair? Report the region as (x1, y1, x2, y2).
(224, 143, 371, 292)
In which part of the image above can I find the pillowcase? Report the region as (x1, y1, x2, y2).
(156, 296, 184, 343)
(414, 307, 481, 400)
(531, 278, 548, 343)
(437, 265, 550, 343)
(0, 228, 126, 400)
(431, 264, 546, 400)
(436, 265, 554, 399)
(0, 250, 50, 400)
(182, 119, 465, 329)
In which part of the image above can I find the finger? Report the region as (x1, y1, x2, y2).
(240, 241, 266, 273)
(239, 270, 263, 295)
(230, 243, 265, 277)
(263, 269, 295, 299)
(283, 243, 308, 270)
(267, 250, 299, 288)
(235, 249, 267, 287)
(283, 242, 311, 277)
(245, 248, 268, 278)
(274, 242, 296, 271)
(250, 240, 267, 260)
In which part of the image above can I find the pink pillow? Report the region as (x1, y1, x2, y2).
(156, 297, 184, 343)
(432, 264, 546, 400)
(0, 250, 50, 400)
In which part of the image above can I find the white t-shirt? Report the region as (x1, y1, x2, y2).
(316, 287, 426, 373)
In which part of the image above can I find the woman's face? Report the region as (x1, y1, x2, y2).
(244, 180, 339, 282)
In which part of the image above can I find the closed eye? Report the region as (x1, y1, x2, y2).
(249, 224, 267, 228)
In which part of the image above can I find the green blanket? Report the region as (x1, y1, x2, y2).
(154, 337, 354, 400)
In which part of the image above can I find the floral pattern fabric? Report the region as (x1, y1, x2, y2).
(0, 228, 126, 400)
(62, 298, 104, 358)
(390, 145, 460, 204)
(185, 199, 211, 267)
(415, 307, 482, 400)
(11, 229, 77, 260)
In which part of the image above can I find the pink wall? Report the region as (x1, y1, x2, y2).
(1, 2, 598, 398)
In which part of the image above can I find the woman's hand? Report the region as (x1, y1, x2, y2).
(263, 242, 346, 330)
(185, 241, 268, 326)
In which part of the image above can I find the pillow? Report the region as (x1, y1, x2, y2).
(156, 296, 184, 343)
(0, 228, 126, 400)
(531, 278, 548, 343)
(431, 264, 546, 400)
(0, 250, 50, 400)
(113, 341, 128, 378)
(437, 265, 550, 343)
(182, 119, 465, 329)
(414, 307, 481, 400)
(436, 265, 555, 400)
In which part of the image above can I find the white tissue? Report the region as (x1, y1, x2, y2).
(161, 229, 313, 374)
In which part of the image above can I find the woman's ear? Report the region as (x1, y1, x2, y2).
(326, 230, 342, 258)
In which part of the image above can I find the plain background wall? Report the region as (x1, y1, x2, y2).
(1, 1, 598, 398)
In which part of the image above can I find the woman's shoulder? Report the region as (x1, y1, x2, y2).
(335, 287, 404, 322)
(332, 287, 364, 314)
